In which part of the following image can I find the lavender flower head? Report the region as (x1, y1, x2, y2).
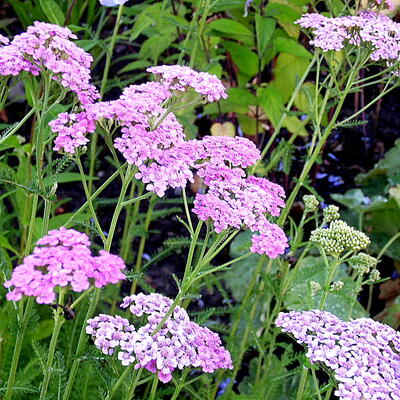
(99, 0, 128, 6)
(87, 293, 233, 383)
(0, 22, 99, 104)
(296, 11, 400, 67)
(276, 310, 400, 400)
(4, 228, 126, 304)
(0, 34, 9, 46)
(147, 65, 228, 102)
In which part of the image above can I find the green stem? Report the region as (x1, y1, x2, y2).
(251, 54, 318, 174)
(76, 157, 107, 244)
(377, 231, 400, 261)
(64, 167, 123, 228)
(3, 298, 34, 400)
(148, 375, 159, 400)
(104, 363, 135, 400)
(189, 0, 211, 67)
(171, 369, 189, 400)
(296, 367, 309, 400)
(88, 5, 124, 197)
(100, 5, 124, 97)
(0, 108, 36, 145)
(39, 289, 66, 400)
(130, 195, 156, 294)
(318, 252, 338, 310)
(124, 368, 143, 400)
(62, 288, 101, 400)
(182, 189, 194, 235)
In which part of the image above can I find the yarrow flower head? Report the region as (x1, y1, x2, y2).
(348, 252, 378, 275)
(4, 228, 126, 304)
(0, 34, 9, 46)
(87, 293, 233, 383)
(276, 310, 400, 400)
(323, 204, 340, 223)
(147, 65, 228, 102)
(303, 194, 319, 212)
(310, 220, 370, 256)
(193, 169, 288, 258)
(0, 22, 99, 104)
(297, 11, 400, 69)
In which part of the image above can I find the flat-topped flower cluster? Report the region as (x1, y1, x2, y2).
(276, 310, 400, 400)
(0, 22, 98, 104)
(297, 11, 400, 69)
(4, 228, 126, 304)
(86, 293, 233, 383)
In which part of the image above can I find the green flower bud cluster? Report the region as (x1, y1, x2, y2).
(348, 252, 378, 275)
(310, 220, 371, 256)
(369, 269, 381, 282)
(303, 195, 319, 212)
(310, 280, 321, 296)
(330, 281, 344, 291)
(323, 205, 340, 223)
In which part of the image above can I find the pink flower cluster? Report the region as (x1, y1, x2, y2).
(0, 34, 9, 46)
(48, 64, 288, 258)
(193, 170, 288, 258)
(4, 228, 126, 304)
(276, 310, 400, 400)
(147, 65, 228, 102)
(86, 293, 233, 383)
(297, 11, 400, 64)
(0, 21, 98, 104)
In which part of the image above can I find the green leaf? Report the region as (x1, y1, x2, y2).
(31, 319, 54, 341)
(255, 15, 276, 56)
(39, 0, 64, 25)
(271, 53, 310, 102)
(43, 172, 98, 186)
(118, 60, 151, 74)
(265, 3, 301, 23)
(258, 85, 284, 126)
(223, 42, 259, 77)
(0, 235, 18, 255)
(207, 18, 253, 37)
(275, 37, 312, 59)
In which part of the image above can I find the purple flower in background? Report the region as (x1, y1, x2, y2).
(4, 228, 126, 304)
(0, 34, 9, 46)
(87, 293, 233, 383)
(99, 0, 128, 6)
(276, 310, 400, 400)
(0, 22, 99, 104)
(297, 11, 400, 68)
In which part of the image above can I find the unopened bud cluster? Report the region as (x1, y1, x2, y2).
(348, 252, 378, 275)
(303, 195, 319, 212)
(323, 205, 340, 223)
(310, 220, 371, 256)
(369, 269, 381, 282)
(310, 280, 321, 296)
(330, 281, 344, 291)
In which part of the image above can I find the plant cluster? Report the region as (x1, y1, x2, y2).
(0, 0, 399, 399)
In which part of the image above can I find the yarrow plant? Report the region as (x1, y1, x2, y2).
(1, 1, 400, 400)
(4, 227, 126, 304)
(276, 310, 400, 400)
(0, 21, 99, 104)
(87, 293, 233, 383)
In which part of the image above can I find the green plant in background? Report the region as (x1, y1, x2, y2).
(0, 0, 400, 399)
